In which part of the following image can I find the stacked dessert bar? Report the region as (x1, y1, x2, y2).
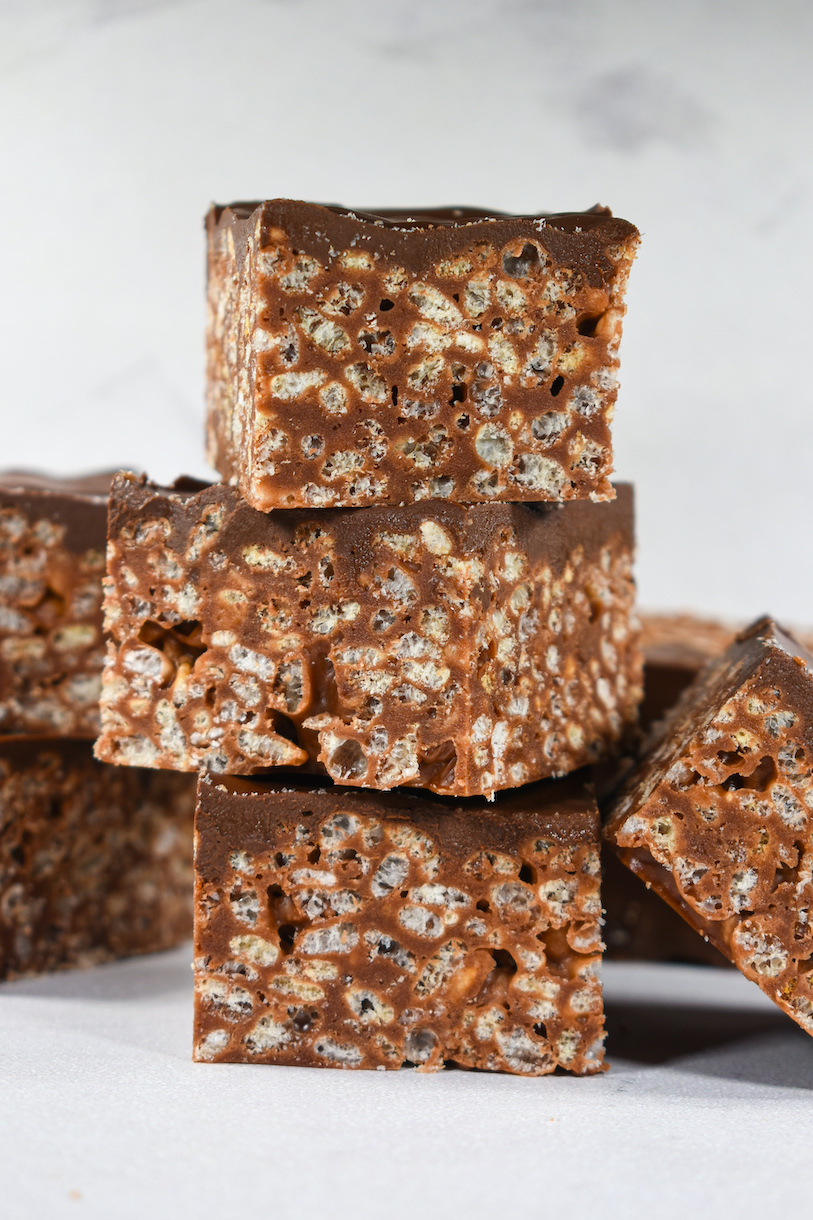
(94, 201, 643, 1072)
(0, 474, 195, 979)
(606, 616, 813, 1036)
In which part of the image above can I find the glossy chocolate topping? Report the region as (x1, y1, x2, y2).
(0, 471, 113, 553)
(197, 770, 598, 879)
(209, 199, 638, 287)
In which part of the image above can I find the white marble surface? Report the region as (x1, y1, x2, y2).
(1, 0, 812, 620)
(2, 947, 812, 1219)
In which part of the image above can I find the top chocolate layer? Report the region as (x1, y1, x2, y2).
(0, 471, 112, 554)
(108, 473, 634, 573)
(212, 201, 637, 284)
(197, 770, 599, 877)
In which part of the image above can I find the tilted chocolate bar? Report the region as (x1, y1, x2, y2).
(0, 737, 195, 980)
(0, 472, 111, 736)
(605, 618, 813, 1031)
(96, 474, 641, 797)
(206, 201, 639, 510)
(600, 847, 727, 965)
(193, 773, 605, 1074)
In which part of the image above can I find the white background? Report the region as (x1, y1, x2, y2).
(2, 0, 812, 622)
(2, 6, 813, 1216)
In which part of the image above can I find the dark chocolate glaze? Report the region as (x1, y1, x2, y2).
(210, 200, 637, 288)
(111, 473, 634, 581)
(196, 770, 598, 882)
(0, 471, 113, 553)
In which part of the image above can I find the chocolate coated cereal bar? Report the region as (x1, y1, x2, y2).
(206, 201, 639, 510)
(193, 772, 605, 1074)
(638, 612, 813, 731)
(0, 473, 110, 736)
(96, 474, 641, 797)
